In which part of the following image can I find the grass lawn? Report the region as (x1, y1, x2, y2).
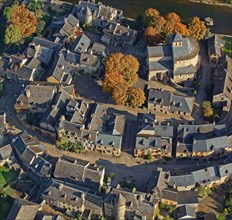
(223, 37, 232, 58)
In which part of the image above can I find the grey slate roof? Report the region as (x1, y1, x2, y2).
(148, 89, 194, 114)
(53, 155, 104, 191)
(208, 35, 224, 57)
(191, 166, 220, 184)
(192, 135, 229, 152)
(80, 52, 100, 67)
(0, 144, 12, 160)
(6, 198, 39, 220)
(147, 45, 172, 58)
(72, 34, 91, 53)
(219, 162, 232, 178)
(177, 191, 198, 205)
(168, 174, 195, 188)
(95, 133, 122, 149)
(176, 205, 196, 220)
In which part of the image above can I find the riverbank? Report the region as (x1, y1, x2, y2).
(191, 0, 232, 8)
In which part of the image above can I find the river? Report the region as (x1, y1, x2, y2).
(65, 0, 232, 35)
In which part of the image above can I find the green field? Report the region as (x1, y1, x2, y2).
(223, 37, 232, 57)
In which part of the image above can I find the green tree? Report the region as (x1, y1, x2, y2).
(3, 7, 12, 21)
(27, 0, 42, 12)
(4, 24, 22, 45)
(145, 150, 152, 160)
(36, 20, 46, 35)
(197, 186, 212, 198)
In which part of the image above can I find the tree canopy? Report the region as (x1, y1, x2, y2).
(27, 0, 42, 12)
(11, 4, 38, 37)
(144, 26, 163, 45)
(188, 16, 207, 41)
(143, 8, 165, 32)
(142, 9, 207, 42)
(4, 24, 22, 45)
(103, 53, 139, 92)
(103, 53, 145, 108)
(202, 101, 214, 118)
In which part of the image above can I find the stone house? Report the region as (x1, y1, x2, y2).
(42, 179, 103, 216)
(147, 89, 194, 116)
(104, 187, 158, 220)
(147, 34, 199, 83)
(100, 21, 137, 48)
(213, 56, 232, 112)
(176, 124, 229, 159)
(53, 155, 105, 192)
(134, 114, 173, 159)
(176, 205, 196, 220)
(14, 84, 57, 113)
(74, 1, 123, 26)
(6, 198, 39, 220)
(161, 189, 198, 207)
(208, 35, 224, 64)
(79, 52, 100, 74)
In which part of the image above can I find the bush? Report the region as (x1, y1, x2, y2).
(197, 186, 212, 198)
(56, 137, 84, 154)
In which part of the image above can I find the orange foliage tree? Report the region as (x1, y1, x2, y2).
(11, 4, 38, 36)
(112, 83, 129, 105)
(103, 53, 139, 91)
(143, 8, 165, 32)
(188, 16, 207, 41)
(164, 12, 189, 36)
(103, 53, 145, 108)
(128, 87, 146, 108)
(144, 26, 163, 45)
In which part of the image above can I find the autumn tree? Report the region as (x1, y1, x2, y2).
(202, 101, 213, 117)
(11, 4, 38, 37)
(4, 24, 22, 45)
(128, 87, 146, 108)
(103, 53, 145, 108)
(143, 8, 165, 32)
(188, 16, 207, 41)
(103, 53, 139, 92)
(164, 12, 189, 36)
(112, 83, 129, 105)
(144, 26, 163, 45)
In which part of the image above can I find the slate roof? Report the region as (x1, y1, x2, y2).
(219, 162, 232, 178)
(95, 133, 122, 149)
(192, 135, 229, 152)
(176, 205, 196, 220)
(0, 144, 12, 160)
(43, 179, 103, 210)
(213, 56, 232, 100)
(177, 191, 198, 205)
(208, 35, 223, 57)
(177, 124, 227, 144)
(6, 198, 39, 220)
(168, 174, 195, 188)
(147, 45, 172, 58)
(91, 42, 108, 56)
(171, 35, 199, 62)
(170, 94, 194, 114)
(147, 168, 167, 194)
(191, 166, 220, 184)
(104, 188, 156, 220)
(162, 188, 178, 202)
(49, 50, 74, 84)
(72, 34, 91, 53)
(53, 155, 104, 191)
(16, 84, 56, 108)
(148, 60, 173, 72)
(80, 52, 100, 67)
(148, 89, 194, 114)
(30, 156, 53, 178)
